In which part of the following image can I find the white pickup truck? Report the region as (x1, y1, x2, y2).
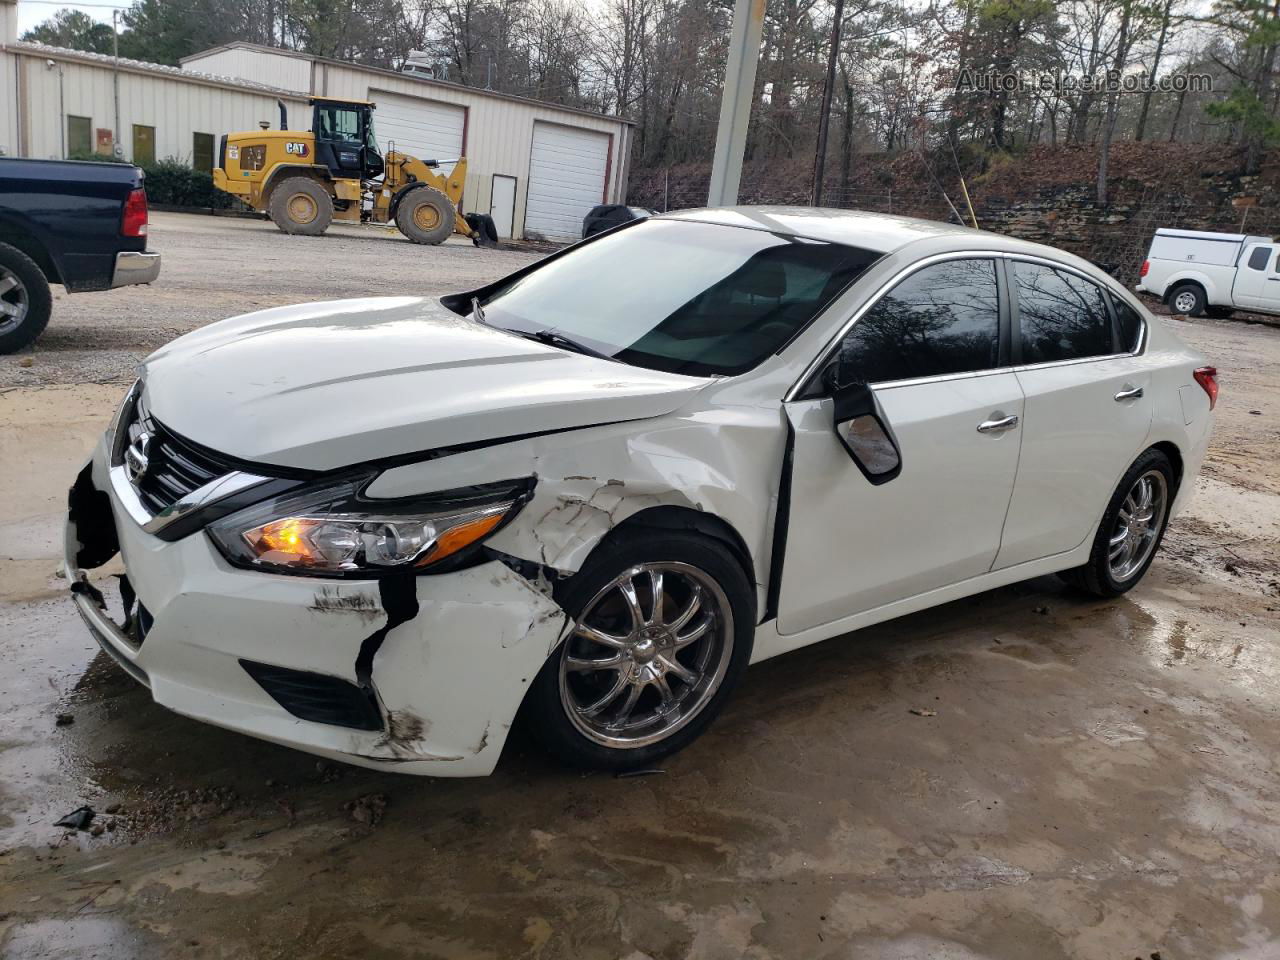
(1137, 227, 1279, 317)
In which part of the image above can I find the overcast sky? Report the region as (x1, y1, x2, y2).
(17, 0, 131, 34)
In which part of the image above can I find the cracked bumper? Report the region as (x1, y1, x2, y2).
(64, 435, 568, 777)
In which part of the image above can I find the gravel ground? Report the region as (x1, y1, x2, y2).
(1, 218, 1278, 958)
(0, 211, 545, 388)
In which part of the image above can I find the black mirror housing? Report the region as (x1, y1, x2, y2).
(832, 381, 902, 484)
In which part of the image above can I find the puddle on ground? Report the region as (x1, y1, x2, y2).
(0, 916, 160, 959)
(1125, 591, 1279, 685)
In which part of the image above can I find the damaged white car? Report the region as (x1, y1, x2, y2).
(65, 208, 1217, 775)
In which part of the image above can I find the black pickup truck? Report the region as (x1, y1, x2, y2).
(0, 158, 161, 353)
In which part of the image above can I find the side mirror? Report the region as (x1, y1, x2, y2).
(830, 376, 902, 484)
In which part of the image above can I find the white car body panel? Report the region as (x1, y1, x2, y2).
(778, 371, 1024, 635)
(139, 296, 708, 472)
(1135, 227, 1279, 313)
(1230, 242, 1280, 310)
(64, 208, 1216, 775)
(994, 355, 1154, 569)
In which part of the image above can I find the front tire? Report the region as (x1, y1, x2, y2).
(268, 177, 333, 236)
(526, 530, 755, 771)
(1168, 283, 1206, 317)
(1059, 448, 1175, 597)
(395, 186, 455, 244)
(0, 242, 53, 354)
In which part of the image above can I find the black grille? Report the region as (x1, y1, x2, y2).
(240, 660, 384, 731)
(125, 398, 238, 515)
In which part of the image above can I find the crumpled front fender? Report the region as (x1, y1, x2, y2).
(364, 409, 787, 608)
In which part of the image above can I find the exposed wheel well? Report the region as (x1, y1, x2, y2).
(263, 168, 332, 202)
(603, 506, 756, 602)
(0, 228, 58, 285)
(1164, 280, 1205, 303)
(1150, 440, 1184, 494)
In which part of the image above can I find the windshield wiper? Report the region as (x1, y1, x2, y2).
(470, 297, 487, 324)
(519, 328, 616, 362)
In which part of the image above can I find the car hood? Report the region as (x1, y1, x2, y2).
(140, 296, 709, 472)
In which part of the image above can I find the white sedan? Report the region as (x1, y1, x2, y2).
(65, 208, 1217, 775)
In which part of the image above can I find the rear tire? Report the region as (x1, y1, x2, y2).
(526, 530, 755, 771)
(0, 242, 53, 354)
(395, 186, 455, 245)
(268, 177, 333, 236)
(1058, 448, 1176, 598)
(1168, 283, 1206, 317)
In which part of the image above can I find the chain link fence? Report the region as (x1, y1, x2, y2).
(628, 166, 1280, 288)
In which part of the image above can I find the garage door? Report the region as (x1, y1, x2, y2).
(372, 90, 465, 175)
(524, 122, 610, 241)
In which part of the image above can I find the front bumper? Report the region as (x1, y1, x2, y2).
(111, 251, 161, 288)
(64, 434, 568, 776)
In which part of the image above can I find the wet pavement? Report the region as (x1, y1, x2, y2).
(1, 286, 1278, 956)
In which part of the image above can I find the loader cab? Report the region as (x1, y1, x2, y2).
(311, 98, 383, 181)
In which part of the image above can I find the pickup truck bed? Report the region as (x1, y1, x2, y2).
(0, 158, 161, 352)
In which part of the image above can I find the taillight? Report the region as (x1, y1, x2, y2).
(1193, 366, 1218, 410)
(1140, 259, 1150, 277)
(121, 188, 148, 238)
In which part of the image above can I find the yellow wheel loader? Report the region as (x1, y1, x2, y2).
(212, 97, 498, 246)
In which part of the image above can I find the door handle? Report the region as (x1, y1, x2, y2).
(977, 414, 1019, 434)
(1114, 384, 1144, 401)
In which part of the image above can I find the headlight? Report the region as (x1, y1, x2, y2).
(206, 476, 531, 577)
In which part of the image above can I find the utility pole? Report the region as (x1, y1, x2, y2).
(707, 0, 765, 207)
(112, 10, 121, 158)
(811, 0, 845, 206)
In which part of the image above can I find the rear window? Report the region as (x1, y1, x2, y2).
(1013, 261, 1115, 364)
(480, 219, 881, 376)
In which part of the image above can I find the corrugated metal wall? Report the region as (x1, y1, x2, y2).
(0, 52, 17, 157)
(14, 50, 307, 164)
(4, 40, 631, 238)
(326, 63, 630, 239)
(183, 47, 312, 96)
(0, 1, 18, 156)
(185, 46, 633, 239)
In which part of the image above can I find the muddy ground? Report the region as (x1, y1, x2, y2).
(1, 214, 1278, 959)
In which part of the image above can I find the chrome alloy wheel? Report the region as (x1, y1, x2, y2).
(0, 266, 29, 336)
(559, 562, 734, 749)
(1109, 469, 1168, 582)
(1173, 290, 1198, 314)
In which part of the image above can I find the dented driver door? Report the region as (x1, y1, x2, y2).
(774, 255, 1025, 636)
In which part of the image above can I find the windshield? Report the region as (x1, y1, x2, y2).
(479, 219, 881, 376)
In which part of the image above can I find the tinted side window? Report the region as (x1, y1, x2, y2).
(1013, 262, 1114, 364)
(836, 258, 1000, 384)
(1110, 294, 1144, 352)
(1248, 246, 1270, 270)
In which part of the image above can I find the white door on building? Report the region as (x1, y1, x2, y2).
(491, 175, 517, 239)
(524, 122, 610, 241)
(372, 91, 465, 175)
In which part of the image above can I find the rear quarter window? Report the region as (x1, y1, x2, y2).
(1110, 294, 1145, 352)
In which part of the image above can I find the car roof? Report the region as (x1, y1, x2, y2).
(658, 206, 1061, 259)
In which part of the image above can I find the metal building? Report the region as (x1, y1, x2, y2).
(0, 2, 634, 240)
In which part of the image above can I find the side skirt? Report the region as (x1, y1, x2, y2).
(750, 539, 1093, 665)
